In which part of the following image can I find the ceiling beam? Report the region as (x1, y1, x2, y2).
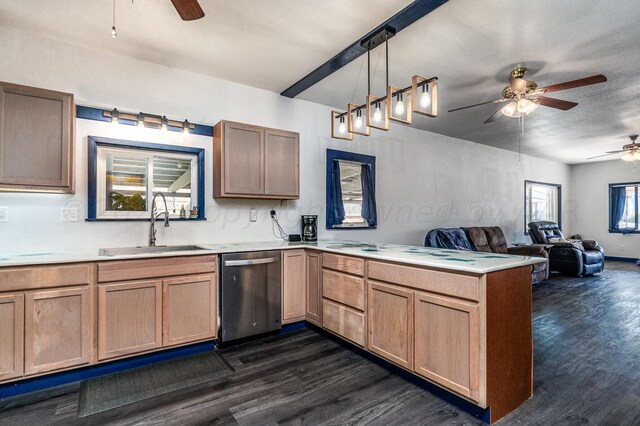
(280, 0, 449, 98)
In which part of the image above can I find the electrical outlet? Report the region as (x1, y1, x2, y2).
(61, 207, 80, 222)
(249, 208, 257, 222)
(0, 207, 7, 222)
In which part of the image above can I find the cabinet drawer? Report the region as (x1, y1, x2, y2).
(0, 263, 93, 292)
(322, 253, 364, 276)
(322, 299, 365, 347)
(368, 261, 480, 301)
(98, 255, 216, 283)
(322, 269, 365, 311)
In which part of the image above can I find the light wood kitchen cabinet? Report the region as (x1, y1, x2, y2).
(322, 269, 365, 311)
(0, 294, 24, 381)
(305, 251, 322, 325)
(24, 287, 92, 375)
(163, 273, 217, 347)
(0, 81, 75, 193)
(264, 128, 299, 197)
(97, 280, 163, 361)
(414, 291, 480, 401)
(213, 120, 299, 199)
(367, 281, 414, 369)
(322, 298, 365, 347)
(282, 250, 306, 324)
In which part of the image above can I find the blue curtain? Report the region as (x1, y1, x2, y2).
(328, 160, 345, 226)
(361, 164, 377, 226)
(610, 186, 627, 229)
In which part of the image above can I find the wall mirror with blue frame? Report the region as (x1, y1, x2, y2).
(87, 136, 206, 221)
(326, 149, 377, 230)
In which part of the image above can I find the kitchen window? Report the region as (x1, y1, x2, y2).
(326, 149, 377, 229)
(88, 136, 205, 220)
(524, 180, 561, 232)
(609, 182, 639, 233)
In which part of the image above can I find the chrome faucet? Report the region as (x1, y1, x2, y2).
(149, 193, 170, 247)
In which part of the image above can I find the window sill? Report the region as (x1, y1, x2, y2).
(85, 217, 206, 222)
(608, 229, 639, 234)
(328, 224, 376, 230)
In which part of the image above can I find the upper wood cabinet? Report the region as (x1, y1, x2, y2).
(0, 81, 75, 193)
(213, 120, 299, 199)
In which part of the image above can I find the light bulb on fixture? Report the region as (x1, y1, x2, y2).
(634, 151, 640, 161)
(338, 116, 346, 134)
(420, 84, 431, 109)
(110, 108, 119, 125)
(373, 102, 382, 123)
(111, 26, 117, 38)
(500, 101, 520, 117)
(161, 116, 168, 132)
(623, 152, 634, 162)
(182, 120, 190, 135)
(354, 110, 363, 129)
(395, 93, 405, 116)
(516, 98, 538, 115)
(137, 113, 145, 128)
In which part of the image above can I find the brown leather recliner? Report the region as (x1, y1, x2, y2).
(465, 226, 550, 283)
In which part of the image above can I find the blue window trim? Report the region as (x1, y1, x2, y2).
(326, 149, 376, 230)
(524, 180, 562, 236)
(87, 136, 206, 221)
(608, 182, 640, 234)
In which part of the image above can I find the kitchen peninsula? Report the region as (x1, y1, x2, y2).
(0, 240, 542, 423)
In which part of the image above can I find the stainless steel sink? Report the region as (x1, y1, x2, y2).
(99, 245, 208, 256)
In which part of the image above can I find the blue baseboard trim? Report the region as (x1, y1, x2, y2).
(280, 322, 307, 333)
(605, 256, 639, 263)
(304, 322, 491, 424)
(0, 341, 214, 400)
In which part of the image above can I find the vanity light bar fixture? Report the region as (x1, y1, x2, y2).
(103, 109, 195, 134)
(331, 26, 438, 140)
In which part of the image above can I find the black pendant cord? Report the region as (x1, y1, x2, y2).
(367, 49, 371, 97)
(385, 36, 389, 91)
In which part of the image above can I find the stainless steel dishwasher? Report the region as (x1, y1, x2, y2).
(219, 251, 281, 342)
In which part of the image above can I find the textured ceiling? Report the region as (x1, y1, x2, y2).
(1, 0, 639, 164)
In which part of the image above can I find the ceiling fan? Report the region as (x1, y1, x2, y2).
(170, 0, 205, 21)
(587, 135, 640, 162)
(448, 67, 607, 123)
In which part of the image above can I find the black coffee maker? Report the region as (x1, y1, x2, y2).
(301, 215, 318, 242)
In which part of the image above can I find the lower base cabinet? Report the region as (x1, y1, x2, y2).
(414, 291, 480, 401)
(367, 281, 414, 369)
(24, 287, 92, 375)
(0, 294, 24, 381)
(98, 280, 163, 361)
(163, 273, 217, 346)
(282, 250, 306, 324)
(322, 298, 365, 347)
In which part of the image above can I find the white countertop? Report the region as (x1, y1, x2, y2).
(0, 240, 545, 274)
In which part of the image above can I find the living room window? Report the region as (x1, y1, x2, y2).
(524, 180, 561, 233)
(609, 183, 639, 233)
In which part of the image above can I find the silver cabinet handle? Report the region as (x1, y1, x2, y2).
(224, 257, 280, 267)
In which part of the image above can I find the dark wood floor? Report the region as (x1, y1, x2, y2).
(1, 261, 639, 425)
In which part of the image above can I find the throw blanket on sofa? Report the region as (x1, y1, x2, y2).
(424, 228, 475, 251)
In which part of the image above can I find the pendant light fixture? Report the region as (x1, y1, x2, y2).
(331, 26, 438, 140)
(111, 0, 118, 38)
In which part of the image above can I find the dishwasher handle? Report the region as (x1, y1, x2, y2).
(224, 257, 280, 267)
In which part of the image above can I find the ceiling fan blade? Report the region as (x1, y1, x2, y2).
(536, 96, 578, 110)
(484, 108, 503, 124)
(448, 99, 508, 113)
(586, 153, 618, 160)
(605, 150, 627, 154)
(540, 74, 607, 93)
(171, 0, 205, 21)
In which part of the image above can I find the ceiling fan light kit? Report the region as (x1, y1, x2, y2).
(331, 27, 438, 140)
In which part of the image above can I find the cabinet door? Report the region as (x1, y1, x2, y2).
(305, 251, 322, 325)
(414, 291, 480, 401)
(0, 294, 24, 381)
(97, 280, 162, 360)
(24, 287, 91, 375)
(223, 121, 264, 195)
(0, 81, 74, 192)
(367, 281, 413, 369)
(282, 250, 306, 323)
(163, 273, 216, 347)
(264, 129, 299, 197)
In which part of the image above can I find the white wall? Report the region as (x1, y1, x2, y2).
(0, 27, 571, 253)
(571, 160, 640, 259)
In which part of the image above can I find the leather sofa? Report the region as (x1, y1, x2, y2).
(528, 221, 605, 276)
(425, 226, 549, 284)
